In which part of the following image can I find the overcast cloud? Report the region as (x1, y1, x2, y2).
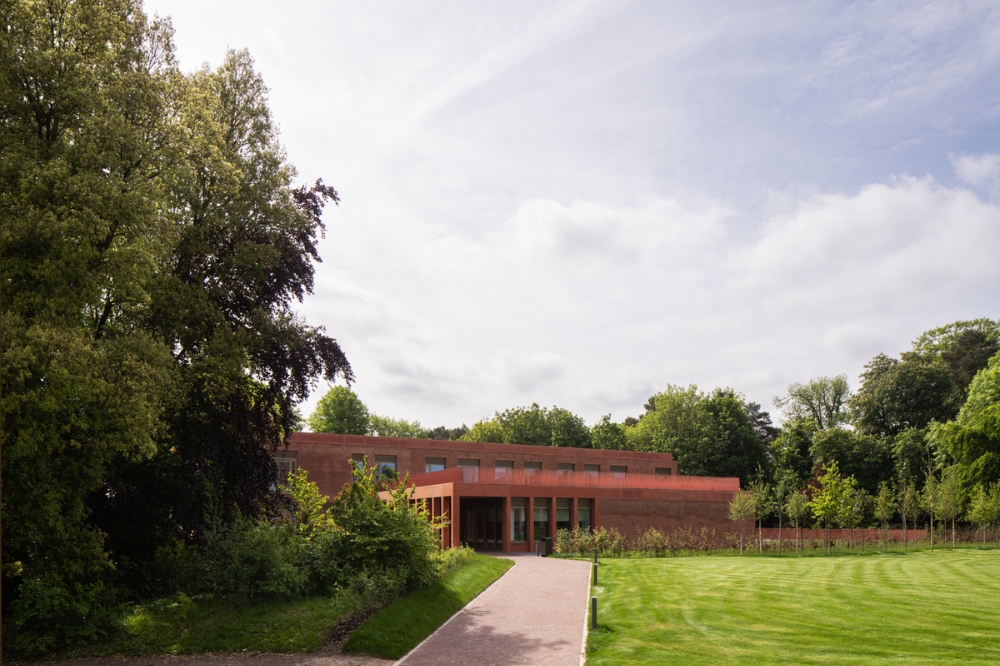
(147, 0, 1000, 427)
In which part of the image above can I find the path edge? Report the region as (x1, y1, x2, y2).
(391, 556, 518, 666)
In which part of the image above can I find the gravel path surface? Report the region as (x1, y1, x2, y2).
(396, 554, 592, 666)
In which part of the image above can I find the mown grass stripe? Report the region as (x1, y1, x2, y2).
(587, 550, 1000, 666)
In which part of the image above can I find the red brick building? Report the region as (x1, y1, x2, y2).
(283, 432, 739, 553)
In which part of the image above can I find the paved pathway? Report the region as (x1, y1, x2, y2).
(397, 555, 592, 666)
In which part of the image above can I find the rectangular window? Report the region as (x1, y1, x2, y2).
(610, 465, 628, 478)
(351, 453, 366, 478)
(655, 467, 672, 476)
(524, 462, 542, 475)
(273, 452, 298, 485)
(557, 463, 575, 476)
(495, 460, 514, 477)
(556, 498, 571, 532)
(458, 458, 480, 482)
(577, 499, 593, 531)
(533, 502, 550, 539)
(374, 454, 397, 479)
(511, 498, 528, 542)
(425, 457, 446, 473)
(583, 464, 600, 478)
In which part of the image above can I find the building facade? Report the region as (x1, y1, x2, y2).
(283, 432, 740, 553)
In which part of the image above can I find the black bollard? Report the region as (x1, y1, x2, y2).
(593, 562, 598, 585)
(591, 596, 598, 629)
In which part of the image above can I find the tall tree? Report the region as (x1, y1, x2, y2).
(774, 375, 851, 430)
(786, 491, 811, 555)
(874, 482, 895, 552)
(460, 403, 591, 448)
(309, 386, 370, 435)
(811, 462, 847, 555)
(850, 354, 956, 437)
(631, 386, 768, 485)
(811, 427, 894, 495)
(930, 350, 1000, 492)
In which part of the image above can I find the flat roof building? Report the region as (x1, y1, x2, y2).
(283, 432, 740, 553)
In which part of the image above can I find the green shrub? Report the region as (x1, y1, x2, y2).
(6, 579, 117, 658)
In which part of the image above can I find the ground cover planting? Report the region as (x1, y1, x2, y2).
(587, 550, 1000, 665)
(342, 554, 514, 658)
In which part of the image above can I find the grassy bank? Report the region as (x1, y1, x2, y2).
(343, 554, 514, 659)
(587, 550, 1000, 665)
(62, 593, 355, 657)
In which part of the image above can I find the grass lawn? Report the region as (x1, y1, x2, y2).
(66, 593, 355, 657)
(342, 554, 514, 659)
(587, 549, 1000, 665)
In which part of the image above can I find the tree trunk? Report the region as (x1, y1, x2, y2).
(903, 508, 908, 554)
(758, 518, 762, 553)
(952, 517, 955, 549)
(826, 519, 831, 555)
(778, 513, 783, 556)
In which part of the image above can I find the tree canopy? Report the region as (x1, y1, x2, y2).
(2, 0, 350, 608)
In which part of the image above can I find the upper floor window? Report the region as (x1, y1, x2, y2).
(583, 464, 600, 478)
(610, 465, 628, 479)
(655, 467, 673, 476)
(425, 457, 446, 473)
(557, 463, 575, 476)
(495, 460, 514, 476)
(374, 454, 397, 480)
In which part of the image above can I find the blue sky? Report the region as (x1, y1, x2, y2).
(147, 0, 1000, 427)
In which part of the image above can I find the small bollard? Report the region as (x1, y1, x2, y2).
(593, 562, 598, 585)
(591, 596, 598, 629)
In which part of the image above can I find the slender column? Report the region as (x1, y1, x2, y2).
(452, 495, 461, 548)
(502, 494, 511, 552)
(571, 497, 578, 533)
(593, 497, 599, 531)
(549, 497, 556, 545)
(444, 496, 453, 548)
(527, 496, 535, 549)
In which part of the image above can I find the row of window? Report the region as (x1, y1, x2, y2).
(510, 498, 592, 541)
(355, 454, 672, 477)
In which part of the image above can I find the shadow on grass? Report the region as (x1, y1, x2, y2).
(342, 555, 513, 659)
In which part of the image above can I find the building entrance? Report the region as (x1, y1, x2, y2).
(460, 498, 504, 551)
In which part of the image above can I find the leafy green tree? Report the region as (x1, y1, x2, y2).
(425, 425, 469, 441)
(911, 319, 1000, 392)
(461, 419, 505, 443)
(1, 0, 179, 601)
(832, 474, 859, 548)
(874, 482, 895, 552)
(309, 386, 370, 435)
(811, 462, 847, 554)
(930, 349, 1000, 491)
(369, 414, 428, 439)
(848, 487, 868, 551)
(811, 427, 894, 495)
(967, 485, 992, 549)
(921, 472, 939, 551)
(280, 469, 333, 535)
(770, 418, 818, 488)
(459, 403, 591, 448)
(936, 468, 962, 548)
(591, 414, 628, 450)
(749, 477, 772, 553)
(786, 491, 811, 555)
(850, 354, 956, 437)
(631, 386, 768, 486)
(899, 482, 919, 553)
(774, 375, 851, 430)
(728, 489, 756, 554)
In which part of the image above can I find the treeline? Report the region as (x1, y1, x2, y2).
(1, 0, 366, 655)
(313, 318, 1000, 528)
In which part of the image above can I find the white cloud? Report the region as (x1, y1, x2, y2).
(951, 153, 1000, 186)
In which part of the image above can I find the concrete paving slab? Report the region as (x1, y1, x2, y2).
(396, 555, 592, 666)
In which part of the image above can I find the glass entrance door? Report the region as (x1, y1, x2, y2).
(460, 498, 504, 550)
